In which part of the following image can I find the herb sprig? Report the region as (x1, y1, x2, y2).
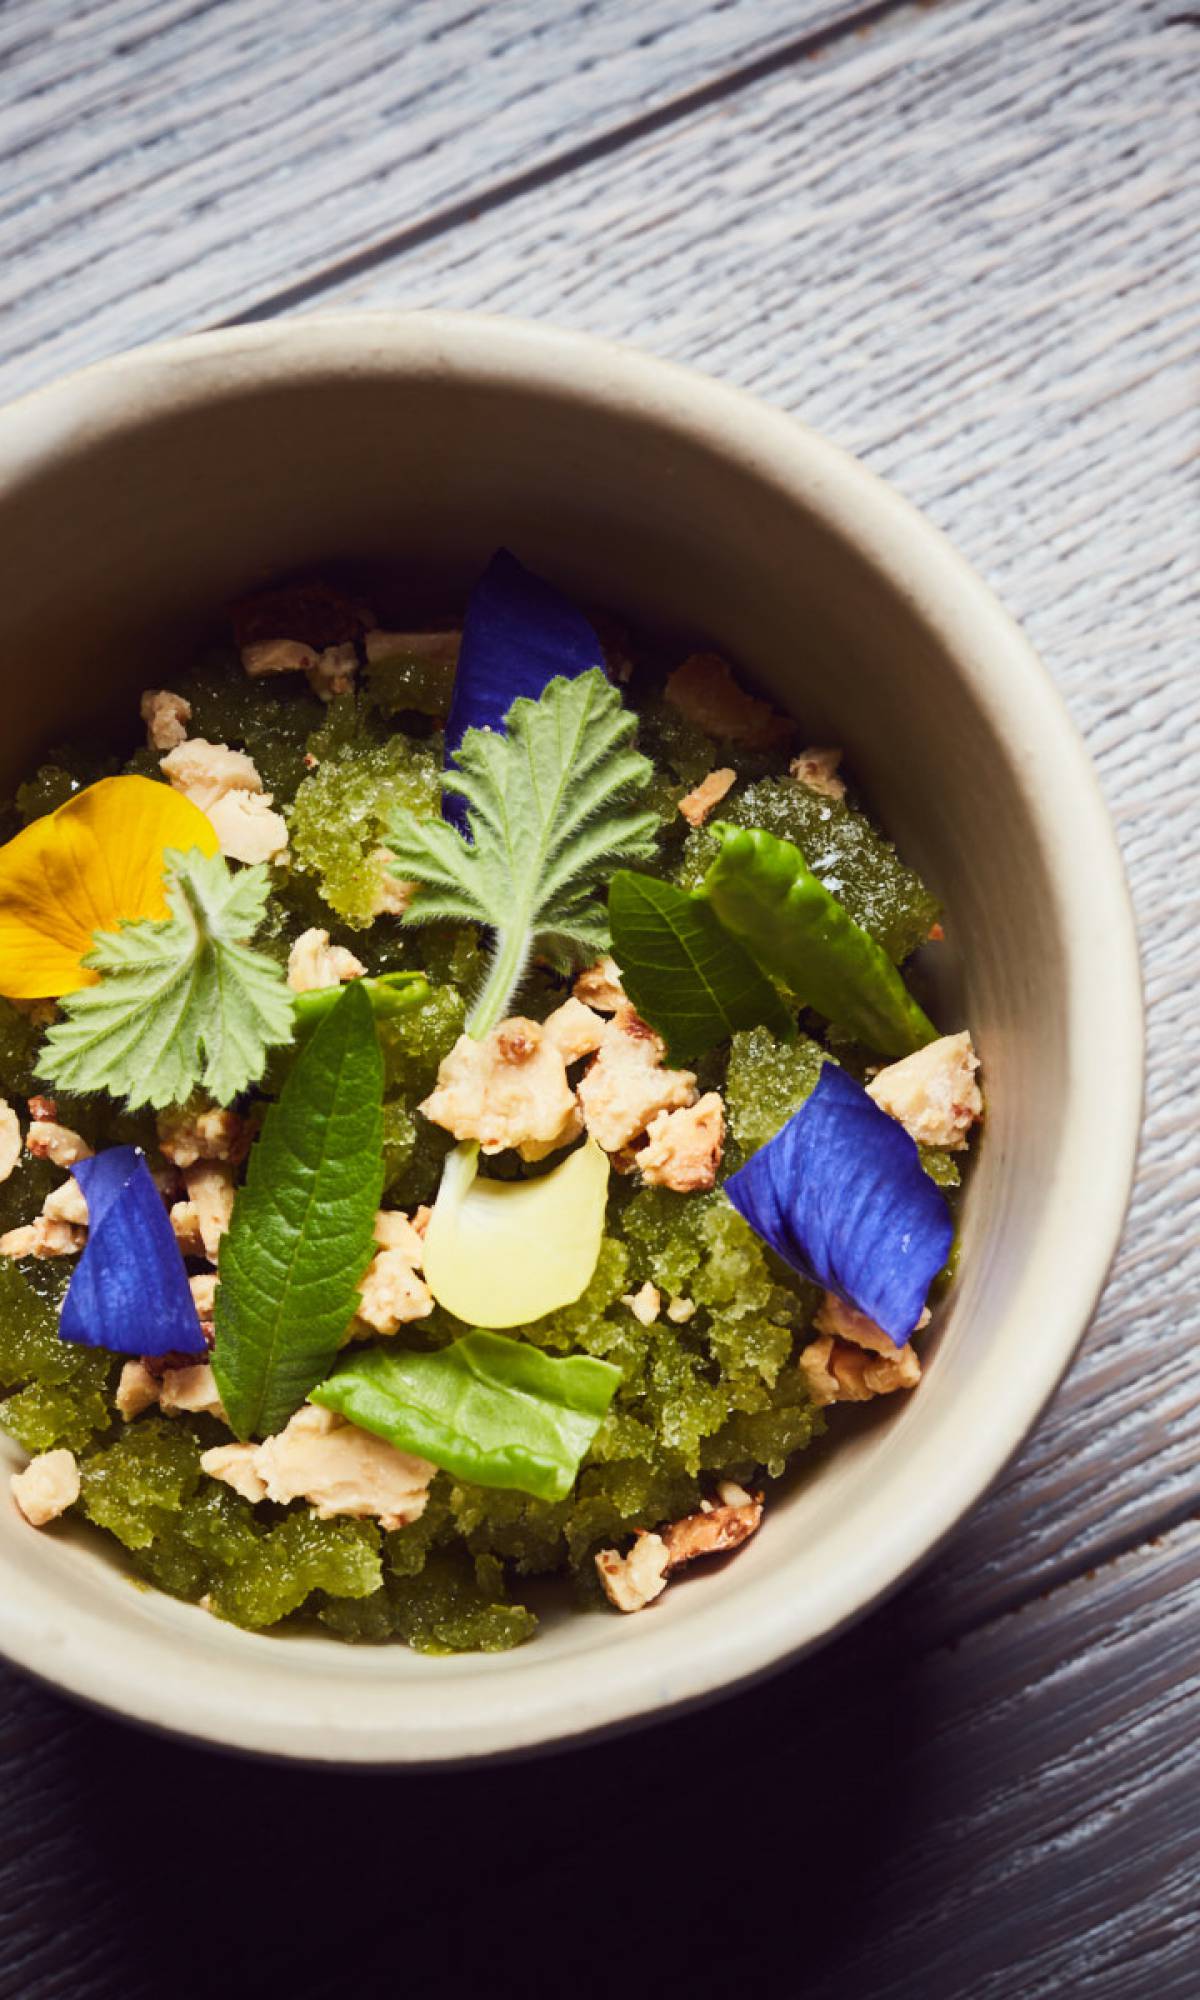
(383, 669, 658, 1036)
(39, 847, 294, 1109)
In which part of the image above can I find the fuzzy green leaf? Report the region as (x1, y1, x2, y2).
(39, 847, 294, 1109)
(609, 870, 794, 1062)
(383, 669, 658, 1035)
(213, 981, 384, 1440)
(312, 1329, 622, 1502)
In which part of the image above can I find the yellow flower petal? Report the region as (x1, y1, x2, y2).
(0, 776, 218, 998)
(423, 1139, 610, 1329)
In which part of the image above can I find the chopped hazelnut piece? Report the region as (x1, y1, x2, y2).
(597, 1482, 764, 1613)
(306, 643, 359, 702)
(421, 999, 605, 1156)
(576, 1005, 697, 1154)
(240, 637, 320, 679)
(799, 1332, 921, 1407)
(26, 1120, 92, 1169)
(42, 1178, 89, 1228)
(183, 1161, 236, 1261)
(140, 688, 193, 752)
(622, 1280, 661, 1326)
(11, 1449, 79, 1527)
(664, 653, 792, 750)
(638, 1092, 725, 1193)
(677, 766, 736, 828)
(596, 1532, 671, 1613)
(0, 1101, 20, 1186)
(866, 1032, 982, 1151)
(572, 956, 628, 1014)
(157, 1106, 248, 1169)
(789, 746, 845, 800)
(286, 927, 366, 994)
(661, 1485, 764, 1567)
(203, 1404, 435, 1530)
(0, 1216, 85, 1259)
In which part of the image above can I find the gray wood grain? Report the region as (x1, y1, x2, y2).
(1, 1518, 1198, 1997)
(0, 0, 889, 402)
(305, 0, 1200, 1629)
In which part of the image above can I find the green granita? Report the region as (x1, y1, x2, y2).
(79, 1420, 202, 1551)
(725, 1025, 831, 1157)
(289, 706, 442, 926)
(0, 581, 972, 1656)
(366, 644, 457, 720)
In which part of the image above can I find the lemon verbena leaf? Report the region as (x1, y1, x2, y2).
(213, 981, 384, 1440)
(38, 846, 295, 1109)
(383, 669, 658, 1035)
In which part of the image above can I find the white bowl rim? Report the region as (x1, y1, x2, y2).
(0, 311, 1144, 1765)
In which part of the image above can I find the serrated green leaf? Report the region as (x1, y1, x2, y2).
(383, 670, 658, 1035)
(38, 846, 294, 1109)
(213, 981, 384, 1440)
(609, 870, 794, 1062)
(312, 1329, 621, 1502)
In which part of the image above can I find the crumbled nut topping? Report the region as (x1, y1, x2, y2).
(664, 653, 792, 750)
(789, 746, 845, 800)
(677, 766, 736, 827)
(866, 1031, 982, 1151)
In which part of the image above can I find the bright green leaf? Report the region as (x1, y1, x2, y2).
(291, 969, 431, 1038)
(213, 981, 384, 1440)
(383, 670, 658, 1035)
(703, 823, 937, 1058)
(39, 846, 294, 1109)
(608, 869, 793, 1062)
(312, 1329, 622, 1502)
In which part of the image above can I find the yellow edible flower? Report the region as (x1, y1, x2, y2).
(423, 1138, 610, 1328)
(0, 776, 218, 998)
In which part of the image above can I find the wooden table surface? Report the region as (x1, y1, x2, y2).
(0, 2, 1196, 1994)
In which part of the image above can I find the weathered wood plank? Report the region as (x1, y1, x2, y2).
(305, 0, 1200, 1626)
(1, 1518, 1198, 1997)
(0, 0, 891, 402)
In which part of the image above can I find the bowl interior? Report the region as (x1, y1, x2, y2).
(0, 319, 1141, 1762)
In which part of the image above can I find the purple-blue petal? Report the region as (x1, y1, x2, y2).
(59, 1147, 208, 1357)
(724, 1063, 954, 1343)
(443, 550, 604, 825)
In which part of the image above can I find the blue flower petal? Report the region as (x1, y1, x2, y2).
(724, 1064, 954, 1343)
(443, 550, 604, 825)
(60, 1146, 208, 1356)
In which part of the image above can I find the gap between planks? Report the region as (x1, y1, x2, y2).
(225, 0, 924, 326)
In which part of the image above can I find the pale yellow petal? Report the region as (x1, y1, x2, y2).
(0, 776, 218, 997)
(423, 1139, 610, 1328)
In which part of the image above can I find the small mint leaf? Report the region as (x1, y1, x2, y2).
(213, 981, 384, 1440)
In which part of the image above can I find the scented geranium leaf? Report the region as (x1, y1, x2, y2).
(39, 847, 294, 1110)
(312, 1330, 622, 1503)
(609, 870, 793, 1062)
(724, 1063, 954, 1342)
(213, 981, 384, 1440)
(703, 823, 937, 1059)
(384, 669, 658, 1035)
(60, 1147, 207, 1357)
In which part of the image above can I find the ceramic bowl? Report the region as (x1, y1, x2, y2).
(0, 313, 1142, 1763)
